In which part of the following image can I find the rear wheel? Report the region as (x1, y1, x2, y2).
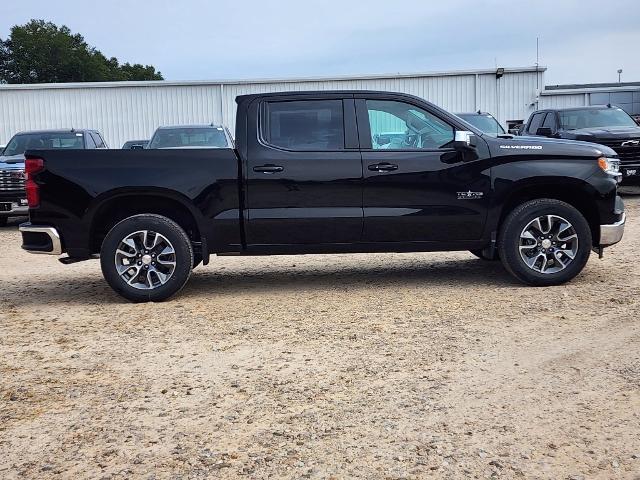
(0, 217, 7, 227)
(498, 199, 592, 286)
(100, 214, 193, 302)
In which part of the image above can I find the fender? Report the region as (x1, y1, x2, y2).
(485, 158, 616, 241)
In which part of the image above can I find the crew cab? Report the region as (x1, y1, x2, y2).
(522, 105, 640, 185)
(19, 91, 625, 301)
(0, 129, 108, 226)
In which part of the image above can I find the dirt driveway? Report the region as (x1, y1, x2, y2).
(1, 197, 639, 479)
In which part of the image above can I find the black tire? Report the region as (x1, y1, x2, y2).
(498, 199, 592, 286)
(469, 248, 498, 261)
(100, 214, 193, 302)
(0, 217, 7, 227)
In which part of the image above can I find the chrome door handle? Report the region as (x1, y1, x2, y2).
(253, 164, 284, 173)
(368, 163, 398, 172)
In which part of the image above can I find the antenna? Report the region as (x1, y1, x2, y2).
(536, 37, 539, 91)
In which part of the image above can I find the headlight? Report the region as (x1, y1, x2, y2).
(598, 157, 620, 175)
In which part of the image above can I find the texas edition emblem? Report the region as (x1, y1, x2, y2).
(457, 190, 484, 200)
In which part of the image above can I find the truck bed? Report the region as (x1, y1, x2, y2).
(27, 148, 242, 257)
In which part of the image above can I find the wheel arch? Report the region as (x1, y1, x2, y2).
(493, 179, 601, 245)
(87, 189, 207, 258)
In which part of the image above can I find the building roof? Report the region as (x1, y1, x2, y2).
(546, 81, 640, 91)
(0, 66, 547, 91)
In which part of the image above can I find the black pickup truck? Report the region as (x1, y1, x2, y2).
(20, 91, 626, 301)
(521, 105, 640, 185)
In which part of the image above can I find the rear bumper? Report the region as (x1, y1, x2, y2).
(19, 223, 63, 255)
(599, 213, 625, 247)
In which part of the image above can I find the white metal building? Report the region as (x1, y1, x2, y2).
(0, 66, 546, 148)
(539, 81, 640, 114)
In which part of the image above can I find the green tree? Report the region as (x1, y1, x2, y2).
(0, 20, 163, 84)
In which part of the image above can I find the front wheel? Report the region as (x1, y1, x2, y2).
(498, 199, 592, 286)
(100, 214, 193, 302)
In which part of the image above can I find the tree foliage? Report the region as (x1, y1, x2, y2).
(0, 20, 163, 84)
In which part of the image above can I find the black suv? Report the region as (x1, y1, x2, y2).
(522, 105, 640, 185)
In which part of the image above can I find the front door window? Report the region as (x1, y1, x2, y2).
(366, 100, 454, 150)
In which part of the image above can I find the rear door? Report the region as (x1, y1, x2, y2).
(244, 94, 363, 246)
(356, 94, 491, 243)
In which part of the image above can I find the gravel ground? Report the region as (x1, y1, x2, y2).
(1, 196, 639, 480)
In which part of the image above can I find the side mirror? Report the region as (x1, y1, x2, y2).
(453, 130, 476, 150)
(536, 127, 554, 137)
(508, 128, 520, 136)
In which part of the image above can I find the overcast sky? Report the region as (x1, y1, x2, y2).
(2, 0, 639, 85)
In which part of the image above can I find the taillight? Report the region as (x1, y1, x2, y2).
(25, 156, 44, 208)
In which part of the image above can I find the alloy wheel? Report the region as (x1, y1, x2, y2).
(114, 230, 176, 289)
(518, 215, 579, 274)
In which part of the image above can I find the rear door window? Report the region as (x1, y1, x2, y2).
(542, 112, 557, 131)
(91, 132, 107, 148)
(262, 100, 345, 151)
(85, 133, 97, 149)
(528, 113, 545, 134)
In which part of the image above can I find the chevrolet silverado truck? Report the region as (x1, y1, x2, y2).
(1, 129, 108, 226)
(19, 91, 626, 301)
(521, 105, 640, 186)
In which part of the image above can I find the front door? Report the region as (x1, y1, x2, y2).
(245, 96, 363, 246)
(356, 96, 490, 243)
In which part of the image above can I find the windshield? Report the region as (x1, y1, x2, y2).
(2, 132, 85, 157)
(123, 140, 149, 149)
(559, 108, 637, 130)
(148, 127, 228, 149)
(457, 114, 505, 136)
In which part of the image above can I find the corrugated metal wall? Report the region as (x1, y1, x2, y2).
(0, 68, 544, 148)
(540, 93, 587, 109)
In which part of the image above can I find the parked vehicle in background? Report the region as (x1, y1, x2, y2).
(148, 125, 232, 149)
(522, 105, 640, 185)
(455, 111, 506, 136)
(122, 140, 149, 150)
(0, 129, 107, 226)
(508, 123, 525, 135)
(20, 90, 624, 301)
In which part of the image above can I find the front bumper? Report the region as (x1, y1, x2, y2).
(19, 223, 63, 255)
(620, 164, 640, 186)
(599, 213, 626, 247)
(0, 200, 28, 216)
